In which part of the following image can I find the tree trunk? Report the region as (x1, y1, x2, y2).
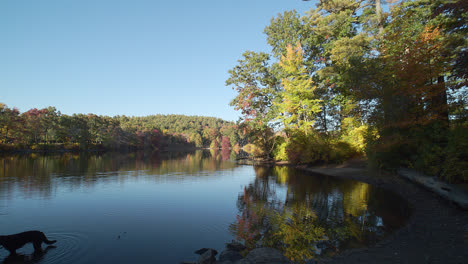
(323, 105, 328, 133)
(433, 76, 449, 128)
(426, 76, 450, 154)
(376, 0, 383, 34)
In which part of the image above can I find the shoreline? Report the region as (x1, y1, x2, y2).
(299, 161, 468, 264)
(0, 145, 203, 155)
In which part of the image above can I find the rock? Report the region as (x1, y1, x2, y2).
(197, 248, 218, 264)
(225, 241, 247, 252)
(238, 248, 291, 264)
(195, 248, 218, 255)
(218, 250, 243, 262)
(398, 168, 468, 209)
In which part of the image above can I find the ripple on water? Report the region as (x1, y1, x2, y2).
(0, 231, 91, 264)
(42, 232, 90, 264)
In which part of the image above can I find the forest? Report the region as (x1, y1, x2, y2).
(0, 104, 242, 152)
(226, 0, 467, 182)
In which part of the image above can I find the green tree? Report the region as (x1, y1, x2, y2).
(41, 107, 60, 143)
(226, 51, 280, 155)
(276, 42, 322, 134)
(0, 104, 21, 144)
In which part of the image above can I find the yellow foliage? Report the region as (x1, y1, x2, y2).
(340, 117, 367, 152)
(242, 143, 264, 156)
(276, 42, 322, 132)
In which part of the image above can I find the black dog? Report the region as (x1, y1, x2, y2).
(0, 231, 56, 255)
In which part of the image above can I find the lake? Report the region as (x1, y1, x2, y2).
(0, 151, 410, 263)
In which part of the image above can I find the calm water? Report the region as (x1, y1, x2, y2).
(0, 151, 410, 263)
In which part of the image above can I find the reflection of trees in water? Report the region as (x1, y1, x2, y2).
(230, 166, 409, 262)
(0, 150, 236, 198)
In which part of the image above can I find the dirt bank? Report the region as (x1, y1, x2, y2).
(301, 161, 468, 264)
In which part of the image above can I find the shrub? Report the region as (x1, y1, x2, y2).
(242, 143, 264, 157)
(274, 130, 360, 164)
(272, 136, 287, 161)
(0, 143, 16, 152)
(64, 143, 81, 151)
(330, 141, 358, 163)
(441, 125, 468, 182)
(366, 122, 468, 183)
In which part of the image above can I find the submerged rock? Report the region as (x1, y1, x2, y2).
(196, 248, 218, 264)
(195, 248, 218, 255)
(238, 247, 291, 264)
(218, 249, 243, 262)
(225, 241, 247, 252)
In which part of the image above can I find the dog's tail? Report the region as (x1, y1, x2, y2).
(41, 232, 57, 244)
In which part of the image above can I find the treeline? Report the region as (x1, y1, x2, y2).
(0, 104, 243, 152)
(227, 0, 467, 182)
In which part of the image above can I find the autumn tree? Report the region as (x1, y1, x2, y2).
(361, 0, 467, 181)
(276, 42, 321, 134)
(226, 51, 280, 155)
(0, 104, 21, 144)
(22, 108, 44, 144)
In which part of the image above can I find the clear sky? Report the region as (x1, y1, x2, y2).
(1, 0, 316, 121)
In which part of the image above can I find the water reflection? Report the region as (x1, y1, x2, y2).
(0, 151, 236, 199)
(0, 150, 243, 264)
(230, 166, 410, 262)
(1, 246, 56, 264)
(0, 152, 409, 264)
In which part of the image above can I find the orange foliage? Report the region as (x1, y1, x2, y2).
(383, 26, 449, 127)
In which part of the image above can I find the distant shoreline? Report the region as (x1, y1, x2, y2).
(0, 144, 206, 155)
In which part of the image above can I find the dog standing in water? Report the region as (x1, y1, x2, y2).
(0, 231, 56, 255)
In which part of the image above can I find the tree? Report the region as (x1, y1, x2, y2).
(22, 108, 43, 144)
(221, 136, 231, 150)
(276, 42, 322, 134)
(361, 0, 467, 179)
(190, 132, 203, 148)
(227, 51, 279, 125)
(226, 51, 280, 155)
(41, 107, 60, 143)
(0, 104, 21, 144)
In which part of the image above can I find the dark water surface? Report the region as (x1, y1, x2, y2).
(0, 151, 410, 263)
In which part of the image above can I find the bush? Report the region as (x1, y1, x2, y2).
(64, 143, 81, 151)
(242, 143, 264, 157)
(273, 130, 359, 164)
(0, 143, 16, 152)
(366, 122, 468, 183)
(31, 143, 65, 151)
(330, 141, 359, 163)
(441, 125, 468, 183)
(340, 117, 368, 152)
(272, 136, 287, 161)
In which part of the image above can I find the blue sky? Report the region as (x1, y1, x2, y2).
(1, 0, 316, 121)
